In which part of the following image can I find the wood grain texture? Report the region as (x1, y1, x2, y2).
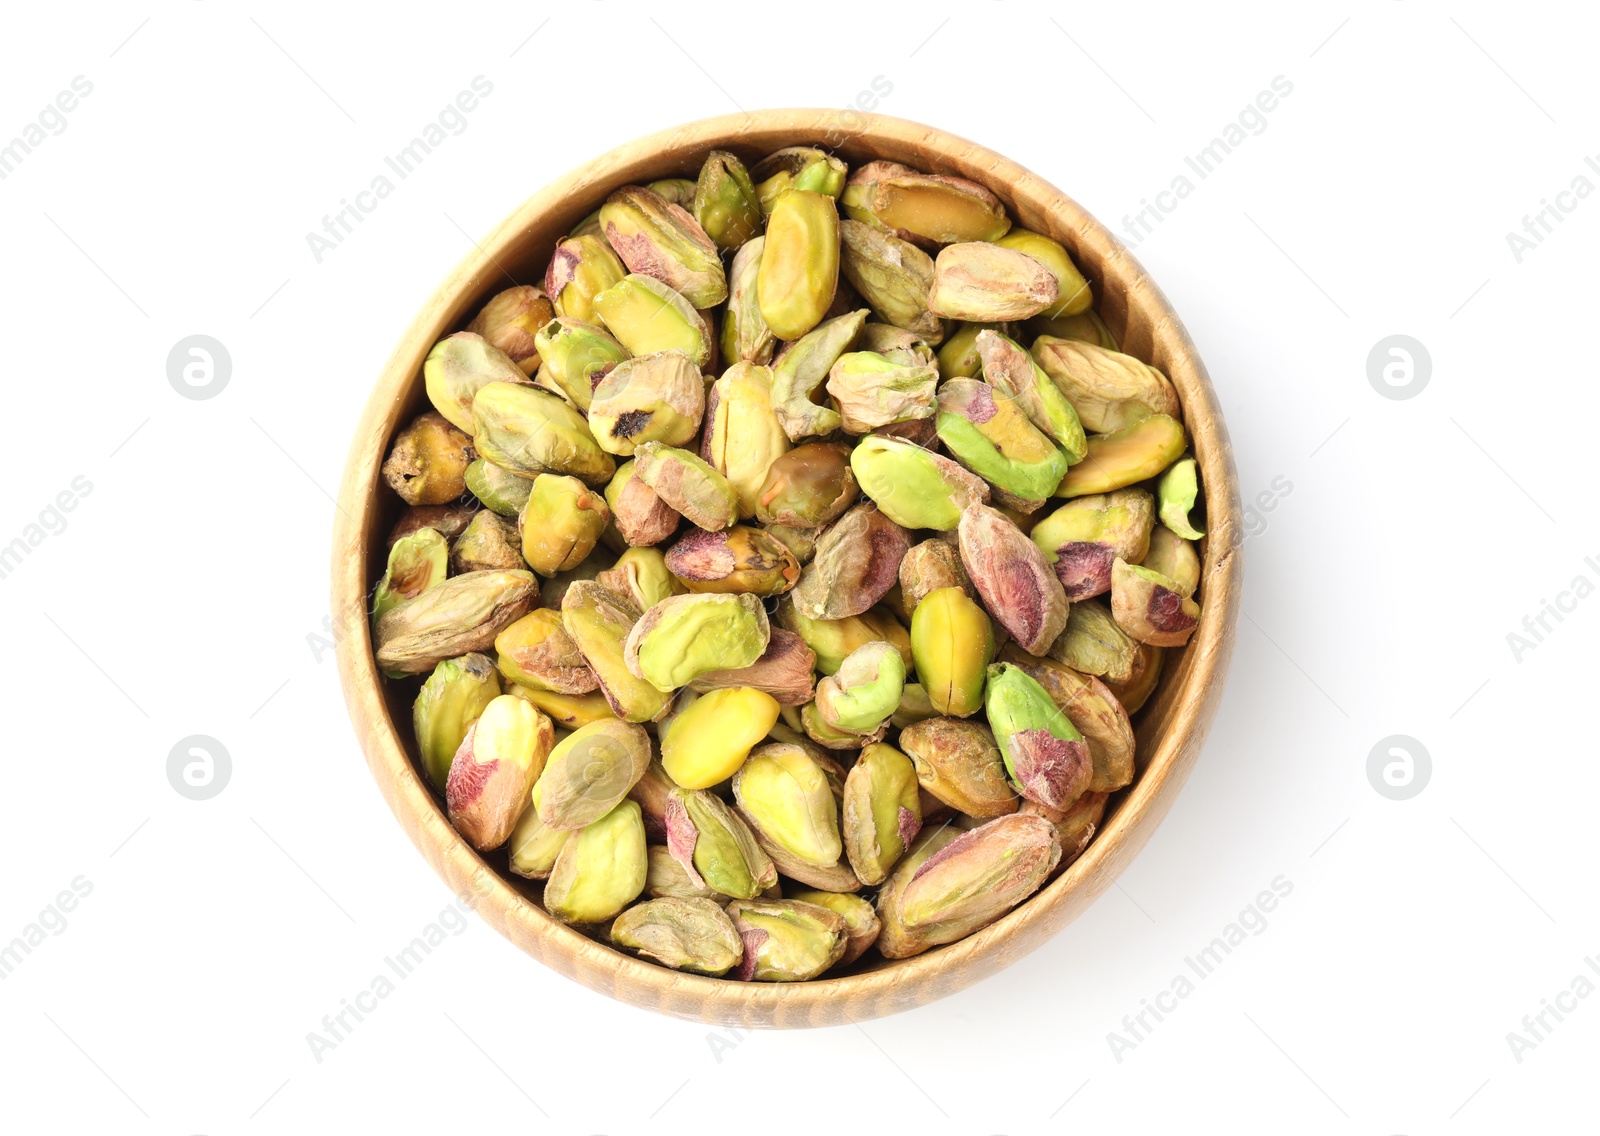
(332, 110, 1242, 1028)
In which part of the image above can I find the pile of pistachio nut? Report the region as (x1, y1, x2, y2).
(370, 144, 1206, 981)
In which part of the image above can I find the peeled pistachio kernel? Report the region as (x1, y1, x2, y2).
(958, 502, 1070, 657)
(466, 284, 554, 374)
(470, 381, 616, 486)
(857, 322, 936, 366)
(560, 580, 675, 723)
(893, 682, 939, 729)
(693, 150, 762, 253)
(544, 233, 628, 324)
(733, 743, 844, 869)
(721, 237, 777, 366)
(725, 899, 848, 982)
(612, 897, 744, 976)
(599, 185, 727, 308)
(757, 189, 840, 341)
(842, 161, 1011, 247)
(646, 177, 698, 208)
(1103, 642, 1164, 715)
(776, 598, 910, 676)
(536, 553, 606, 610)
(704, 363, 790, 517)
(1047, 598, 1137, 684)
(911, 586, 996, 718)
(544, 799, 648, 924)
(1142, 524, 1200, 598)
(594, 546, 685, 611)
(935, 379, 1068, 502)
(751, 147, 848, 211)
(1031, 335, 1180, 434)
(450, 510, 525, 574)
(659, 686, 781, 789)
(587, 351, 704, 456)
(787, 889, 881, 966)
(756, 442, 859, 528)
(897, 813, 1062, 944)
(997, 643, 1136, 793)
(1157, 455, 1205, 540)
(373, 527, 449, 620)
(790, 503, 910, 621)
(874, 824, 963, 959)
(423, 331, 528, 433)
(1030, 489, 1156, 602)
(665, 525, 800, 596)
(445, 695, 556, 850)
(603, 460, 681, 546)
(984, 663, 1092, 810)
(928, 242, 1059, 322)
(765, 523, 817, 565)
(1032, 308, 1118, 350)
(815, 641, 907, 734)
(389, 501, 479, 548)
(518, 474, 611, 577)
(994, 230, 1092, 317)
(494, 608, 598, 695)
(531, 317, 630, 412)
(849, 435, 989, 531)
(413, 652, 500, 792)
(899, 539, 974, 613)
(382, 411, 474, 506)
(823, 351, 939, 435)
(837, 219, 943, 344)
(624, 592, 770, 692)
(769, 308, 868, 440)
(466, 458, 533, 517)
(504, 685, 617, 730)
(975, 329, 1086, 462)
(374, 569, 538, 675)
(631, 442, 739, 532)
(667, 787, 777, 899)
(591, 274, 713, 368)
(646, 844, 719, 901)
(937, 321, 1014, 380)
(1059, 414, 1187, 498)
(507, 804, 570, 879)
(1111, 557, 1200, 648)
(800, 700, 884, 751)
(689, 627, 817, 706)
(533, 718, 652, 830)
(842, 742, 922, 886)
(899, 716, 1019, 818)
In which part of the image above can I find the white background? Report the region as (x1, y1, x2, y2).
(1, 2, 1594, 1132)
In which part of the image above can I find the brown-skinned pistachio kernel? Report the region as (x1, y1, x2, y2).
(786, 889, 881, 966)
(1110, 557, 1200, 647)
(842, 161, 1011, 248)
(587, 350, 705, 456)
(388, 502, 479, 548)
(599, 185, 727, 308)
(842, 742, 922, 886)
(984, 662, 1092, 811)
(532, 718, 653, 831)
(603, 459, 682, 546)
(1047, 598, 1138, 685)
(957, 502, 1069, 656)
(1031, 336, 1180, 433)
(611, 897, 744, 976)
(445, 694, 556, 851)
(466, 284, 554, 375)
(899, 539, 974, 613)
(382, 411, 475, 506)
(790, 503, 910, 621)
(755, 442, 859, 529)
(494, 608, 599, 695)
(632, 442, 739, 532)
(837, 219, 943, 344)
(544, 233, 627, 324)
(688, 627, 817, 705)
(1142, 524, 1200, 598)
(725, 899, 847, 982)
(374, 569, 538, 675)
(1020, 790, 1107, 869)
(423, 331, 527, 433)
(898, 717, 1018, 819)
(896, 812, 1061, 944)
(1103, 643, 1164, 714)
(665, 525, 800, 597)
(928, 242, 1059, 322)
(1030, 489, 1156, 601)
(450, 510, 525, 574)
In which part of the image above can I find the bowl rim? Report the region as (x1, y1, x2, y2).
(333, 108, 1242, 1027)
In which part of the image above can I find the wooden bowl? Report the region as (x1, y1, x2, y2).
(333, 110, 1242, 1027)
